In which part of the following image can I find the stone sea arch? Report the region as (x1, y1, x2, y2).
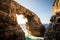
(13, 0, 45, 37)
(0, 0, 45, 40)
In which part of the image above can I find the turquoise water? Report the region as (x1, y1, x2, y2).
(25, 36, 44, 40)
(25, 37, 31, 40)
(25, 34, 44, 40)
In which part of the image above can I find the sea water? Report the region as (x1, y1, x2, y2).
(25, 36, 44, 40)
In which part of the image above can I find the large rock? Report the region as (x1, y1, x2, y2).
(44, 12, 60, 40)
(0, 0, 25, 40)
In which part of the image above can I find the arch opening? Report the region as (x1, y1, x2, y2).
(16, 14, 29, 36)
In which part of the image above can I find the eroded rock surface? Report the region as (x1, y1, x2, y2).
(44, 12, 60, 40)
(45, 0, 60, 39)
(52, 0, 60, 15)
(0, 0, 25, 40)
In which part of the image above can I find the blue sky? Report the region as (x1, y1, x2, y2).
(15, 0, 53, 24)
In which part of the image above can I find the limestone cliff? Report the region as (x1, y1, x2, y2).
(44, 0, 60, 40)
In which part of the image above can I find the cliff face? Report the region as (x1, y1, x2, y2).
(13, 1, 45, 37)
(52, 0, 60, 15)
(44, 0, 60, 39)
(44, 12, 60, 40)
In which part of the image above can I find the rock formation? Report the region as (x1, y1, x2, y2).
(13, 1, 45, 37)
(0, 0, 25, 40)
(44, 12, 60, 40)
(44, 0, 60, 40)
(52, 0, 60, 15)
(0, 0, 45, 38)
